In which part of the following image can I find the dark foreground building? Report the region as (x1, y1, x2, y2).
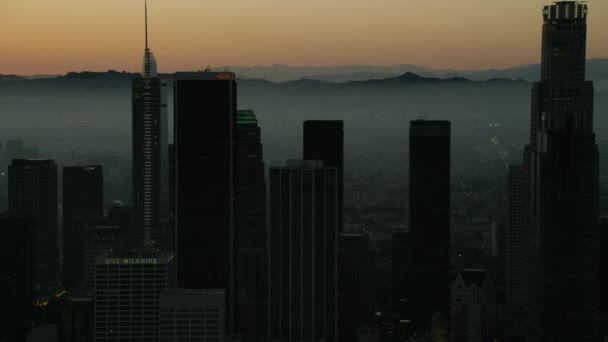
(174, 71, 237, 333)
(303, 120, 344, 232)
(0, 216, 33, 342)
(63, 165, 103, 287)
(407, 120, 451, 335)
(236, 109, 267, 342)
(93, 251, 175, 342)
(8, 159, 58, 290)
(268, 160, 338, 342)
(507, 2, 600, 341)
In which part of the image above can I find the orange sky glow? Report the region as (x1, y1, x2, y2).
(1, 0, 607, 75)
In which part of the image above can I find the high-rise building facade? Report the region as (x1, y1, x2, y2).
(82, 225, 125, 289)
(407, 120, 451, 334)
(338, 232, 376, 342)
(515, 2, 599, 340)
(132, 1, 167, 247)
(159, 289, 225, 342)
(174, 71, 237, 332)
(0, 216, 34, 342)
(504, 164, 534, 339)
(236, 110, 267, 342)
(451, 269, 496, 342)
(93, 251, 175, 342)
(63, 165, 103, 288)
(303, 120, 344, 232)
(268, 160, 338, 342)
(8, 159, 58, 290)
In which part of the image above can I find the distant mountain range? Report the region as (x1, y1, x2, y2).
(226, 58, 608, 83)
(2, 58, 608, 89)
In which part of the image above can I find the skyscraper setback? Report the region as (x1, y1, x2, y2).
(236, 109, 267, 341)
(174, 71, 237, 333)
(303, 120, 344, 232)
(507, 1, 600, 340)
(132, 0, 167, 247)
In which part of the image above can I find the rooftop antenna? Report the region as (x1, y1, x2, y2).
(145, 0, 149, 50)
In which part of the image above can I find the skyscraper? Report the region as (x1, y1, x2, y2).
(82, 225, 125, 289)
(236, 109, 267, 341)
(132, 0, 167, 247)
(407, 120, 451, 334)
(62, 165, 103, 288)
(519, 2, 599, 340)
(268, 160, 338, 342)
(451, 269, 496, 342)
(0, 216, 34, 342)
(303, 120, 344, 231)
(93, 251, 175, 342)
(338, 232, 376, 342)
(159, 289, 226, 342)
(174, 71, 237, 332)
(8, 159, 58, 290)
(504, 164, 534, 339)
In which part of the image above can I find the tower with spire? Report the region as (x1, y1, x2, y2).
(132, 0, 168, 248)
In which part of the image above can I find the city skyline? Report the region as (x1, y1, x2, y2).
(1, 1, 608, 75)
(1, 1, 606, 341)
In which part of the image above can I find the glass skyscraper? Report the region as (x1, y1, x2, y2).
(174, 72, 238, 333)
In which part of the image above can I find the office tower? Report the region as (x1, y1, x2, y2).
(236, 109, 266, 248)
(8, 159, 58, 290)
(451, 269, 496, 342)
(93, 251, 175, 342)
(269, 160, 338, 342)
(407, 121, 451, 334)
(338, 232, 376, 342)
(0, 216, 34, 342)
(132, 0, 166, 247)
(174, 71, 237, 332)
(514, 2, 599, 340)
(167, 143, 176, 252)
(107, 206, 133, 233)
(392, 229, 411, 303)
(504, 164, 533, 339)
(63, 165, 103, 288)
(60, 292, 94, 342)
(28, 325, 58, 342)
(236, 110, 266, 342)
(601, 218, 608, 316)
(159, 289, 226, 342)
(168, 143, 175, 215)
(82, 225, 125, 289)
(303, 120, 344, 232)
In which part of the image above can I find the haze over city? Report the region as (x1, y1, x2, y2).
(1, 1, 608, 342)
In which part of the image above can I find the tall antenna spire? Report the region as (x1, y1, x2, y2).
(145, 0, 149, 50)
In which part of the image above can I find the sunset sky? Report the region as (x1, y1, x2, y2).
(1, 0, 607, 75)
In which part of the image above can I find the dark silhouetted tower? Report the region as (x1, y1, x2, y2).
(62, 165, 103, 287)
(408, 120, 451, 334)
(528, 2, 599, 340)
(0, 216, 34, 342)
(236, 109, 267, 341)
(8, 159, 58, 290)
(132, 0, 167, 247)
(269, 160, 338, 342)
(339, 232, 376, 342)
(174, 71, 237, 333)
(303, 120, 344, 232)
